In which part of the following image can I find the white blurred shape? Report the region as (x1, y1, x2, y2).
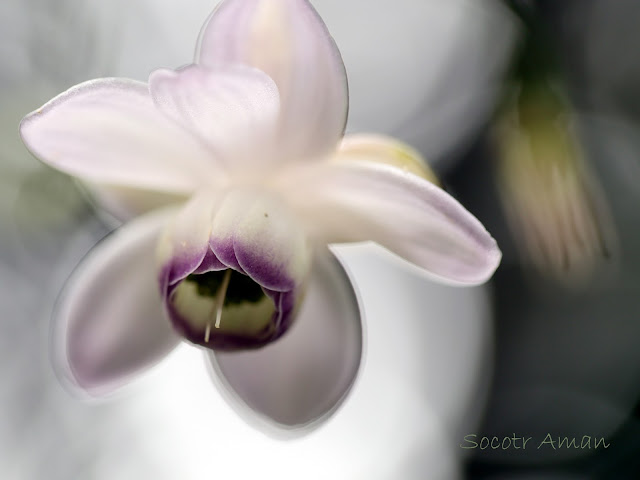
(316, 0, 516, 167)
(114, 244, 491, 479)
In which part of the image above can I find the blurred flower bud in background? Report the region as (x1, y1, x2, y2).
(492, 1, 616, 286)
(494, 81, 615, 285)
(461, 1, 640, 477)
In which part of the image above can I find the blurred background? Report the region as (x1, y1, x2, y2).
(2, 0, 640, 478)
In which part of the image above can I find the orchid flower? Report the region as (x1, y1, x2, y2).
(19, 0, 501, 430)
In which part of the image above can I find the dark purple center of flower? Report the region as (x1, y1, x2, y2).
(185, 269, 265, 305)
(166, 265, 299, 352)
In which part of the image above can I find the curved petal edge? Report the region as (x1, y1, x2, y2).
(52, 209, 180, 397)
(276, 160, 502, 285)
(207, 249, 363, 432)
(197, 0, 348, 161)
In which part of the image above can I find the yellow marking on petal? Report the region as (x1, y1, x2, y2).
(249, 0, 291, 86)
(338, 135, 439, 184)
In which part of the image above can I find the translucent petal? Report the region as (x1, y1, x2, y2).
(276, 160, 501, 285)
(54, 210, 180, 396)
(197, 0, 348, 161)
(208, 249, 362, 429)
(20, 78, 224, 193)
(149, 64, 281, 168)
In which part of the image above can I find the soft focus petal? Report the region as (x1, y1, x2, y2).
(208, 249, 362, 429)
(159, 189, 312, 351)
(338, 134, 440, 184)
(149, 64, 281, 168)
(197, 0, 348, 161)
(276, 161, 501, 285)
(20, 78, 224, 193)
(83, 182, 188, 223)
(54, 209, 180, 396)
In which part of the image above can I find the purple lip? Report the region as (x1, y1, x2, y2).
(159, 239, 300, 351)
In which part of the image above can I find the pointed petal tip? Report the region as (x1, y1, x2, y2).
(398, 230, 502, 286)
(18, 77, 218, 194)
(467, 237, 502, 285)
(279, 160, 502, 286)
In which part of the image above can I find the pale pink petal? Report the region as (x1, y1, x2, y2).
(197, 0, 348, 161)
(276, 160, 501, 285)
(54, 210, 180, 396)
(20, 78, 225, 194)
(208, 249, 362, 429)
(149, 64, 281, 168)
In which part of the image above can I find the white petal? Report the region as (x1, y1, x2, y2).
(149, 64, 281, 168)
(53, 209, 180, 396)
(208, 189, 311, 288)
(197, 0, 348, 161)
(276, 160, 501, 285)
(208, 249, 362, 429)
(156, 190, 222, 289)
(20, 78, 225, 193)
